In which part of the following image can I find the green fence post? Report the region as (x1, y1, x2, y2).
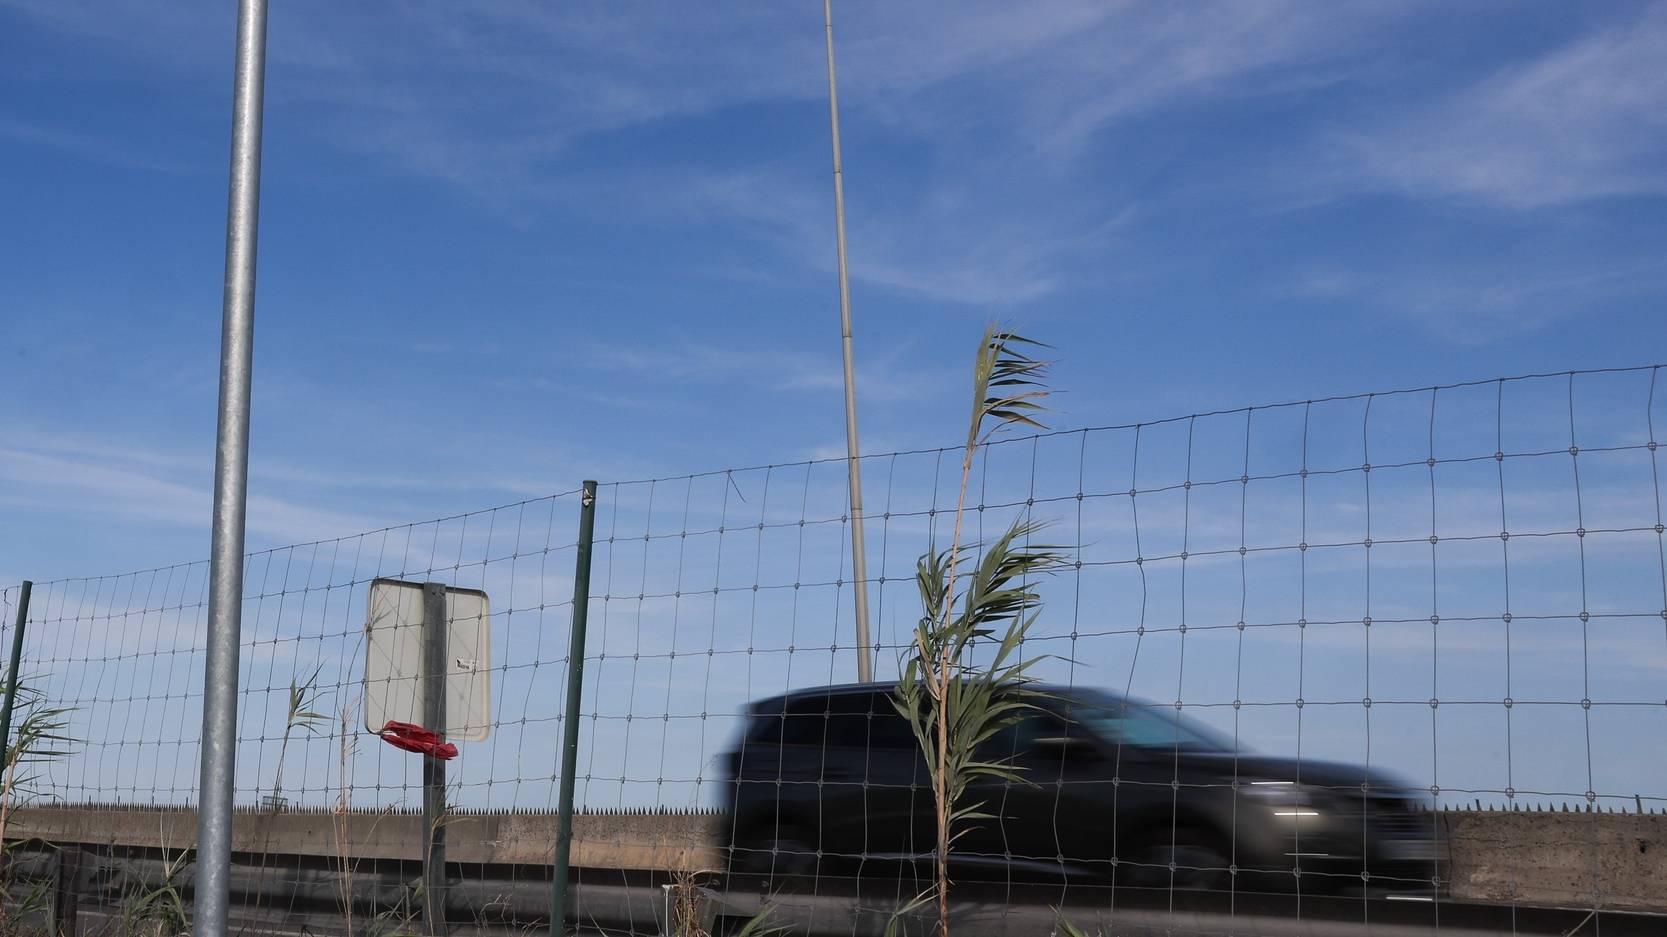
(0, 580, 32, 771)
(550, 482, 597, 935)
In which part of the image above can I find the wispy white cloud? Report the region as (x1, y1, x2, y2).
(0, 0, 1423, 307)
(961, 1, 1404, 156)
(0, 443, 389, 544)
(1285, 255, 1666, 344)
(641, 166, 1117, 305)
(3, 1, 1395, 164)
(0, 446, 205, 525)
(0, 118, 192, 175)
(0, 426, 572, 549)
(1337, 6, 1667, 208)
(3, 425, 553, 498)
(582, 336, 947, 405)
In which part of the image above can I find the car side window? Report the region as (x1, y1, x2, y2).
(775, 694, 832, 747)
(864, 696, 919, 751)
(979, 712, 1070, 760)
(826, 692, 916, 750)
(762, 692, 917, 751)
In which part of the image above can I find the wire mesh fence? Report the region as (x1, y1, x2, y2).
(2, 364, 1665, 936)
(4, 488, 588, 813)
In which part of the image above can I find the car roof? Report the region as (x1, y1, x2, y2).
(747, 681, 1130, 712)
(746, 681, 895, 710)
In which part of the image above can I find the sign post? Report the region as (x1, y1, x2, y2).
(421, 581, 448, 934)
(362, 578, 490, 936)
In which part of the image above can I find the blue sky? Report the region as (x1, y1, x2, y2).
(2, 3, 1666, 811)
(4, 1, 1666, 581)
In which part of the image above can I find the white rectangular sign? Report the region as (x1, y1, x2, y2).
(363, 578, 492, 742)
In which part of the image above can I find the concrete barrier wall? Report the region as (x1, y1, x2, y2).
(1442, 810, 1666, 912)
(4, 807, 725, 872)
(9, 807, 1664, 913)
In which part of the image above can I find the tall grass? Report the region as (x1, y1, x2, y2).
(0, 683, 76, 936)
(891, 327, 1068, 937)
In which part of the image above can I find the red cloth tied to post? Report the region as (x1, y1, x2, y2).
(379, 720, 459, 760)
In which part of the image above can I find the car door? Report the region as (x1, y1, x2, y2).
(1077, 701, 1228, 883)
(957, 711, 1080, 881)
(985, 699, 1187, 881)
(817, 691, 935, 873)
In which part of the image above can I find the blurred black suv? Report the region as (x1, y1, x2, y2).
(720, 682, 1442, 895)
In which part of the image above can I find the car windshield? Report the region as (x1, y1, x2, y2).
(1068, 700, 1238, 752)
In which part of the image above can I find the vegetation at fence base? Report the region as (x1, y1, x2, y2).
(0, 871, 50, 937)
(1052, 911, 1101, 937)
(670, 868, 705, 937)
(667, 867, 785, 937)
(0, 687, 76, 842)
(243, 665, 333, 926)
(890, 327, 1068, 937)
(366, 880, 424, 937)
(270, 665, 329, 805)
(0, 682, 77, 937)
(333, 700, 366, 937)
(116, 848, 190, 937)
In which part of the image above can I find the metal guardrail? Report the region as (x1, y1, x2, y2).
(7, 804, 1667, 919)
(7, 840, 1667, 937)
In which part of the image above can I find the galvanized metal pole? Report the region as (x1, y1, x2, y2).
(421, 582, 449, 934)
(550, 481, 598, 935)
(823, 0, 874, 683)
(195, 1, 268, 934)
(0, 580, 32, 771)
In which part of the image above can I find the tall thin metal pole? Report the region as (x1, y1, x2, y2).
(550, 481, 598, 935)
(0, 580, 32, 771)
(823, 0, 874, 683)
(196, 1, 268, 934)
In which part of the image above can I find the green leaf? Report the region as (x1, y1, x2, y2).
(732, 904, 791, 937)
(893, 324, 1071, 937)
(1053, 911, 1096, 937)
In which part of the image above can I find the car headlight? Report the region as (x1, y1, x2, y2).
(1242, 780, 1327, 816)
